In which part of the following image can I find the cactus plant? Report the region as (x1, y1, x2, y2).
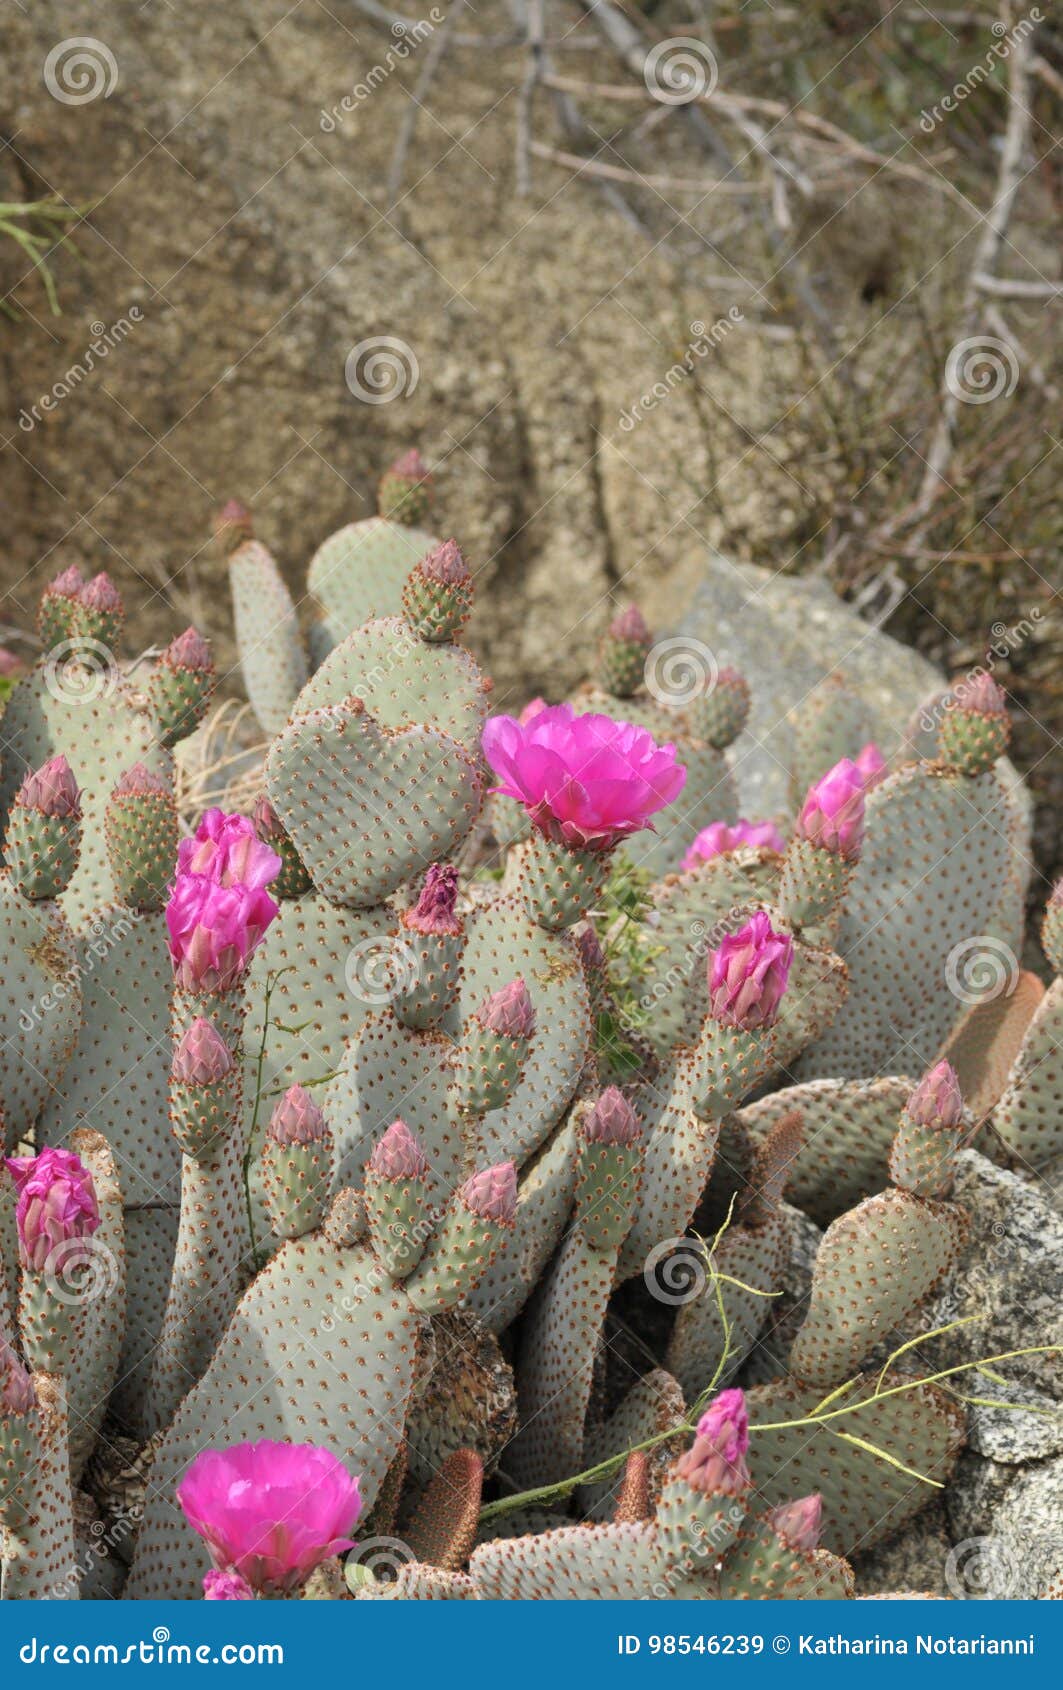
(0, 488, 1048, 1605)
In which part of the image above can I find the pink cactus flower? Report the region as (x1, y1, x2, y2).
(770, 1492, 822, 1552)
(268, 1085, 327, 1146)
(165, 627, 213, 671)
(795, 757, 866, 861)
(709, 913, 793, 1031)
(166, 874, 278, 994)
(677, 1388, 751, 1496)
(906, 1060, 964, 1131)
(1, 1336, 37, 1415)
(681, 818, 785, 872)
(461, 1160, 517, 1223)
(518, 697, 548, 725)
(172, 1018, 234, 1086)
(482, 703, 686, 852)
(203, 1569, 253, 1600)
(403, 863, 461, 936)
(854, 741, 887, 790)
(16, 755, 81, 818)
(584, 1086, 641, 1146)
(4, 1147, 100, 1275)
(369, 1119, 428, 1180)
(178, 809, 281, 890)
(177, 1441, 363, 1596)
(476, 978, 536, 1039)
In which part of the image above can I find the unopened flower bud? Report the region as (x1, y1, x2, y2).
(709, 913, 792, 1031)
(608, 604, 651, 646)
(369, 1119, 428, 1180)
(172, 1018, 234, 1086)
(268, 1085, 327, 1146)
(113, 762, 169, 799)
(16, 755, 81, 818)
(769, 1492, 822, 1552)
(421, 539, 469, 586)
(795, 758, 866, 860)
(954, 670, 1006, 716)
(403, 863, 461, 936)
(584, 1086, 641, 1146)
(676, 1388, 751, 1496)
(80, 571, 122, 614)
(460, 1161, 517, 1223)
(476, 978, 536, 1039)
(165, 627, 213, 671)
(906, 1060, 964, 1130)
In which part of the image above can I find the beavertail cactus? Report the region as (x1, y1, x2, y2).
(5, 756, 82, 900)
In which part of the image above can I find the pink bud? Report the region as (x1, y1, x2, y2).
(79, 571, 122, 613)
(854, 741, 887, 790)
(709, 913, 792, 1031)
(1, 1337, 37, 1416)
(252, 795, 283, 840)
(584, 1086, 641, 1146)
(476, 978, 536, 1039)
(954, 670, 1006, 715)
(4, 1147, 100, 1275)
(795, 757, 866, 860)
(166, 874, 278, 993)
(16, 755, 81, 818)
(269, 1085, 327, 1146)
(177, 809, 281, 891)
(678, 1389, 751, 1496)
(369, 1119, 428, 1180)
(518, 697, 548, 725)
(575, 924, 605, 972)
(165, 627, 213, 671)
(461, 1161, 517, 1223)
(46, 564, 84, 600)
(681, 818, 785, 872)
(214, 499, 254, 548)
(769, 1492, 822, 1552)
(389, 447, 428, 481)
(608, 604, 651, 645)
(203, 1570, 253, 1600)
(403, 863, 461, 936)
(421, 539, 469, 586)
(113, 763, 169, 799)
(172, 1018, 234, 1085)
(906, 1060, 964, 1131)
(0, 648, 22, 678)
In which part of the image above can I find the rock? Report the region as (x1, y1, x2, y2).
(945, 1455, 1063, 1599)
(914, 1151, 1062, 1404)
(851, 1500, 953, 1600)
(967, 1381, 1063, 1464)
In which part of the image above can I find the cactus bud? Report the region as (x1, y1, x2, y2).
(214, 498, 254, 553)
(854, 740, 887, 790)
(369, 1119, 428, 1180)
(16, 755, 80, 818)
(769, 1493, 822, 1552)
(709, 914, 792, 1031)
(906, 1060, 964, 1130)
(114, 762, 168, 800)
(583, 1085, 641, 1146)
(403, 863, 461, 936)
(37, 564, 84, 649)
(378, 447, 433, 525)
(954, 670, 1006, 715)
(75, 571, 124, 649)
(204, 1570, 253, 1600)
(0, 1337, 37, 1416)
(677, 1388, 750, 1496)
(689, 665, 751, 749)
(268, 1084, 326, 1146)
(251, 796, 311, 901)
(598, 604, 652, 698)
(151, 627, 216, 746)
(575, 923, 605, 973)
(476, 978, 536, 1039)
(460, 1161, 517, 1224)
(681, 818, 784, 872)
(172, 1018, 234, 1086)
(402, 538, 472, 641)
(939, 668, 1011, 774)
(795, 758, 866, 861)
(519, 697, 548, 725)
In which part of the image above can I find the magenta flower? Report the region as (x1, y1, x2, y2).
(166, 874, 278, 993)
(178, 809, 281, 890)
(677, 1388, 751, 1496)
(177, 1441, 363, 1596)
(854, 741, 887, 790)
(681, 818, 785, 872)
(709, 913, 793, 1031)
(481, 703, 686, 852)
(4, 1147, 100, 1275)
(203, 1570, 253, 1600)
(795, 757, 866, 861)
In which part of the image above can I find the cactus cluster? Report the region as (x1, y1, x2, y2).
(0, 451, 1051, 1603)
